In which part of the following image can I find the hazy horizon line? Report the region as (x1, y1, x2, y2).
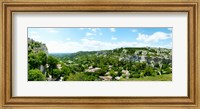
(48, 46, 172, 54)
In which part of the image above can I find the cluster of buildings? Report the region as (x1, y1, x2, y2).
(119, 48, 172, 66)
(85, 48, 172, 81)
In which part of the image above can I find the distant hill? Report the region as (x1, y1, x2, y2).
(51, 47, 172, 64)
(50, 47, 172, 81)
(28, 38, 172, 81)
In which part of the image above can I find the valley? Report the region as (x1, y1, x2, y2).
(28, 38, 172, 81)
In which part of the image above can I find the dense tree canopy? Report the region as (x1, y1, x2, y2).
(28, 69, 46, 81)
(28, 38, 172, 81)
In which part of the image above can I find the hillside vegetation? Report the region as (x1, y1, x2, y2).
(28, 38, 172, 81)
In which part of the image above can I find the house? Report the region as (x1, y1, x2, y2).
(85, 66, 101, 73)
(99, 76, 112, 81)
(122, 70, 130, 78)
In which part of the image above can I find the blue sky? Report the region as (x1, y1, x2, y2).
(28, 27, 172, 53)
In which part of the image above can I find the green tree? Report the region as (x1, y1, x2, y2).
(61, 65, 71, 76)
(28, 52, 41, 69)
(47, 56, 58, 73)
(132, 73, 141, 78)
(52, 69, 61, 78)
(28, 69, 46, 81)
(37, 51, 47, 66)
(162, 64, 168, 69)
(144, 66, 156, 76)
(97, 65, 108, 76)
(110, 70, 117, 78)
(154, 63, 160, 68)
(66, 73, 91, 81)
(165, 67, 172, 74)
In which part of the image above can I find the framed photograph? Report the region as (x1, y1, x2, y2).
(0, 0, 199, 109)
(27, 27, 173, 81)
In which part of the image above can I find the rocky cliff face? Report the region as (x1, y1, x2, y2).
(28, 38, 48, 74)
(28, 38, 48, 54)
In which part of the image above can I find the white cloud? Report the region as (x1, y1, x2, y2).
(163, 42, 172, 48)
(80, 28, 85, 30)
(79, 39, 139, 52)
(66, 38, 71, 41)
(110, 28, 116, 32)
(28, 35, 40, 40)
(46, 41, 81, 53)
(136, 32, 172, 43)
(28, 31, 41, 40)
(40, 28, 58, 33)
(111, 36, 117, 40)
(29, 31, 37, 34)
(86, 32, 96, 36)
(99, 32, 103, 36)
(44, 37, 172, 53)
(168, 28, 172, 31)
(91, 28, 98, 32)
(131, 29, 137, 32)
(80, 28, 92, 30)
(80, 28, 100, 32)
(82, 28, 102, 37)
(45, 38, 144, 53)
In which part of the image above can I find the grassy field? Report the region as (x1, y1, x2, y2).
(121, 73, 172, 81)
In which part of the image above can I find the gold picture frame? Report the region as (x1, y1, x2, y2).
(0, 0, 199, 109)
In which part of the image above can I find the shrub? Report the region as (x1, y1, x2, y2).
(165, 67, 172, 74)
(52, 69, 61, 78)
(110, 70, 117, 78)
(28, 69, 46, 81)
(67, 72, 97, 81)
(132, 73, 141, 78)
